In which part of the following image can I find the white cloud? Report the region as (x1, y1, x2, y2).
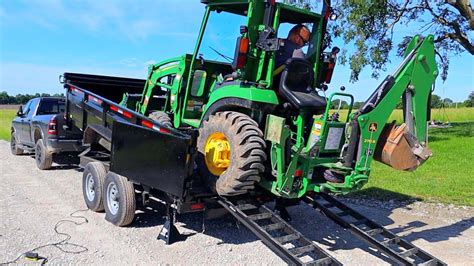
(1, 0, 201, 41)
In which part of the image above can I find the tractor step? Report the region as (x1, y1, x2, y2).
(304, 194, 446, 265)
(218, 198, 341, 266)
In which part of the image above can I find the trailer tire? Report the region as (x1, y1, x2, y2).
(82, 162, 106, 212)
(10, 132, 23, 155)
(148, 111, 172, 128)
(103, 172, 136, 226)
(197, 111, 266, 196)
(35, 139, 53, 170)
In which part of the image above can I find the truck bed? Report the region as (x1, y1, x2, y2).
(62, 72, 199, 200)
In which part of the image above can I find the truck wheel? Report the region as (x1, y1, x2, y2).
(35, 139, 53, 170)
(82, 162, 107, 212)
(103, 172, 136, 226)
(197, 111, 266, 196)
(148, 111, 172, 128)
(10, 132, 23, 155)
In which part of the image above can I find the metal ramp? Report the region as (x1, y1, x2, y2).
(218, 198, 341, 266)
(304, 193, 446, 266)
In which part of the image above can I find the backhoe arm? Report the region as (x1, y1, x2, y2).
(330, 35, 439, 194)
(353, 35, 438, 173)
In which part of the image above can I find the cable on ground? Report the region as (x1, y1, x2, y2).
(0, 209, 90, 265)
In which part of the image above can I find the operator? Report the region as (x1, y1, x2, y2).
(274, 24, 311, 75)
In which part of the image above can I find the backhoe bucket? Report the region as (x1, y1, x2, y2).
(374, 123, 432, 171)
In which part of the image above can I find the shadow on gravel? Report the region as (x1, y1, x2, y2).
(347, 187, 422, 203)
(127, 197, 259, 244)
(287, 202, 396, 264)
(121, 186, 472, 262)
(50, 165, 81, 170)
(401, 217, 474, 243)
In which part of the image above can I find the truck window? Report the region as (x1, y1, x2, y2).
(21, 100, 33, 117)
(37, 98, 65, 115)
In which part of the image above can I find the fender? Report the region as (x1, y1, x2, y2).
(32, 125, 44, 144)
(201, 84, 279, 123)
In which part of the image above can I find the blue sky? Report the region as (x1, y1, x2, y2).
(0, 0, 472, 102)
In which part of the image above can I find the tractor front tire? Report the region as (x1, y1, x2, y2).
(35, 139, 53, 170)
(148, 111, 172, 128)
(197, 111, 266, 196)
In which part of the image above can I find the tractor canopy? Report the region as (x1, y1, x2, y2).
(197, 0, 332, 89)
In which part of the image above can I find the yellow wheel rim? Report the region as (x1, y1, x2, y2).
(204, 132, 231, 176)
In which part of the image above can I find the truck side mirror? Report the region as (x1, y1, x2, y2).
(16, 106, 24, 117)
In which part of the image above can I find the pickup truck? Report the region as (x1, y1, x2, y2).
(10, 97, 83, 169)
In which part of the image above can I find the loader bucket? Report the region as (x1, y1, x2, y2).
(374, 122, 432, 171)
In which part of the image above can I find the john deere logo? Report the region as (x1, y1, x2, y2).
(369, 123, 378, 132)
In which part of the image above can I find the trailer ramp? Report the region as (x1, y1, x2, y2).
(218, 198, 341, 265)
(304, 194, 446, 266)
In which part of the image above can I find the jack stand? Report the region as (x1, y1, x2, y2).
(157, 203, 184, 245)
(274, 198, 292, 222)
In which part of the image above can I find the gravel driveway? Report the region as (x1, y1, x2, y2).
(1, 140, 473, 265)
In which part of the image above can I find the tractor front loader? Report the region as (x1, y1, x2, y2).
(131, 0, 438, 199)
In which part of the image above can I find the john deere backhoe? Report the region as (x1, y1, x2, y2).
(130, 0, 438, 199)
(60, 0, 444, 263)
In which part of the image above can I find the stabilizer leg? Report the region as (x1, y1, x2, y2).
(157, 203, 184, 245)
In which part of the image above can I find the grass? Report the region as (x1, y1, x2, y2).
(0, 109, 16, 141)
(1, 107, 473, 205)
(352, 122, 474, 206)
(388, 107, 474, 123)
(336, 107, 474, 123)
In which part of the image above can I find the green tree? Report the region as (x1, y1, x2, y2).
(353, 101, 365, 109)
(431, 94, 442, 108)
(331, 99, 349, 109)
(0, 91, 16, 104)
(326, 0, 473, 82)
(443, 97, 453, 107)
(465, 91, 474, 107)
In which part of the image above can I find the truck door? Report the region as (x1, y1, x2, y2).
(17, 99, 33, 144)
(23, 98, 39, 145)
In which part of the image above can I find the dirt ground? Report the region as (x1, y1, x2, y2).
(0, 140, 473, 265)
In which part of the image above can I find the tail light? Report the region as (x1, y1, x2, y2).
(233, 37, 249, 70)
(324, 61, 336, 83)
(294, 169, 303, 177)
(323, 47, 340, 84)
(48, 115, 58, 135)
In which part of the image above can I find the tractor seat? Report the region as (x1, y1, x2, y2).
(279, 58, 326, 112)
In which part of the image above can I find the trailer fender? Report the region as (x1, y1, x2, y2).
(84, 125, 112, 151)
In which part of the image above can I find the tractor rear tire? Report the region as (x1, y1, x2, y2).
(197, 111, 266, 196)
(148, 111, 172, 128)
(10, 132, 23, 155)
(103, 172, 136, 227)
(35, 139, 53, 170)
(82, 162, 107, 212)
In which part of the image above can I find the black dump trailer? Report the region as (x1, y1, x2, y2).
(62, 73, 214, 241)
(61, 73, 446, 265)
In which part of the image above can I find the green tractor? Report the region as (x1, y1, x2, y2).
(131, 0, 438, 199)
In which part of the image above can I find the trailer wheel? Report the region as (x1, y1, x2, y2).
(10, 132, 23, 155)
(197, 111, 266, 196)
(82, 162, 107, 212)
(35, 139, 53, 170)
(103, 172, 136, 226)
(148, 111, 172, 128)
